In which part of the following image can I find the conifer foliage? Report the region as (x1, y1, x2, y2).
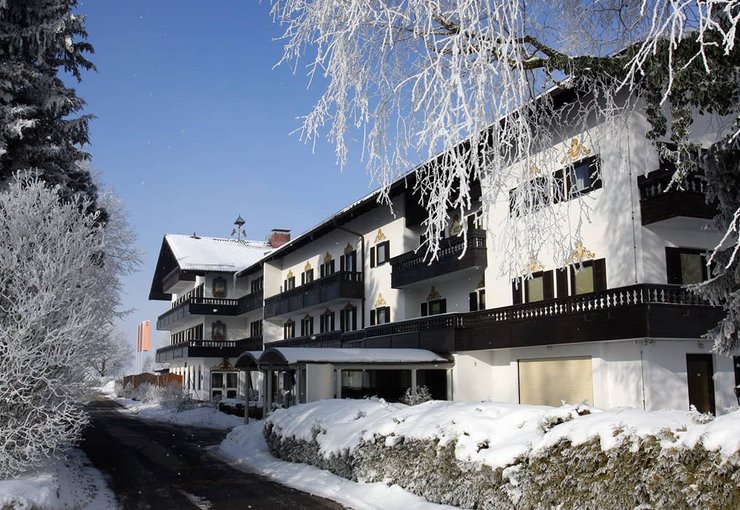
(0, 0, 98, 205)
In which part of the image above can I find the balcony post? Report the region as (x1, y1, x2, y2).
(335, 368, 342, 399)
(411, 369, 417, 397)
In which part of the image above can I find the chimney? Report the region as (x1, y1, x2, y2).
(268, 228, 291, 249)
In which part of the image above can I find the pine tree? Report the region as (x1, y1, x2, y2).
(0, 0, 98, 205)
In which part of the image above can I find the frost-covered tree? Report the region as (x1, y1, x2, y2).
(0, 0, 98, 207)
(0, 175, 137, 477)
(87, 330, 133, 381)
(271, 0, 739, 351)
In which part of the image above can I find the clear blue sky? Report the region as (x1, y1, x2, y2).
(74, 1, 375, 355)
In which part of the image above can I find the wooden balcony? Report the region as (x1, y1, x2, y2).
(162, 266, 196, 294)
(266, 331, 343, 348)
(263, 271, 364, 319)
(341, 284, 723, 352)
(638, 168, 717, 226)
(390, 230, 487, 288)
(155, 337, 263, 363)
(156, 295, 241, 330)
(237, 290, 264, 314)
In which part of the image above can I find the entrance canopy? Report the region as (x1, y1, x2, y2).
(238, 347, 453, 370)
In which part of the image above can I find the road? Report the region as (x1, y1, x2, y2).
(81, 399, 344, 510)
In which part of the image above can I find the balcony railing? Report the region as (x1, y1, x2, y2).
(638, 168, 717, 225)
(343, 284, 721, 351)
(157, 295, 241, 330)
(390, 230, 487, 288)
(267, 331, 343, 348)
(238, 290, 264, 314)
(155, 336, 263, 363)
(264, 271, 363, 318)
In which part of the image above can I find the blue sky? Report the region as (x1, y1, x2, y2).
(74, 1, 374, 354)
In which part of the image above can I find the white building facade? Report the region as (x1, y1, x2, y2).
(150, 104, 739, 414)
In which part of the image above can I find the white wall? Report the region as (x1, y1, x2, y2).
(451, 339, 737, 414)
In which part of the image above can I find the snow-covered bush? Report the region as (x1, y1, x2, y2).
(0, 176, 135, 477)
(400, 385, 432, 406)
(264, 400, 740, 509)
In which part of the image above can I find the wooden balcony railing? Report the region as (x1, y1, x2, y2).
(264, 271, 363, 318)
(390, 230, 487, 288)
(638, 168, 717, 225)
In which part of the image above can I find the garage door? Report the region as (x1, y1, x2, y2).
(518, 356, 594, 406)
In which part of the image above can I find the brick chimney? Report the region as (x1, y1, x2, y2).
(268, 228, 291, 248)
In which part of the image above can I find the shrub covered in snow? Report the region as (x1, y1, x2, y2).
(264, 400, 740, 509)
(400, 385, 432, 406)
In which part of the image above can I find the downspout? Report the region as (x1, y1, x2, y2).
(333, 223, 366, 329)
(626, 116, 640, 284)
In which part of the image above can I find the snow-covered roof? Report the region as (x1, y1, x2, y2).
(165, 234, 272, 273)
(258, 347, 451, 366)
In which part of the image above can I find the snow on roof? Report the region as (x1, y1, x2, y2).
(259, 347, 450, 365)
(165, 234, 272, 273)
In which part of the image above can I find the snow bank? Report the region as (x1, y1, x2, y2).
(0, 449, 117, 510)
(261, 400, 740, 509)
(114, 398, 243, 430)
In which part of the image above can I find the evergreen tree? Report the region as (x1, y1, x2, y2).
(0, 0, 98, 205)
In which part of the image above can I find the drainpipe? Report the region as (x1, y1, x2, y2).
(333, 223, 366, 330)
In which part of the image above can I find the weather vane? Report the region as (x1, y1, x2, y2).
(231, 215, 246, 241)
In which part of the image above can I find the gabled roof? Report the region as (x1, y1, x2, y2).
(257, 347, 452, 366)
(148, 234, 272, 300)
(165, 234, 271, 272)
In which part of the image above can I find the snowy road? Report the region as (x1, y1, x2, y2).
(80, 399, 344, 509)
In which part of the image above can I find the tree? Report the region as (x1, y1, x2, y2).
(271, 0, 740, 352)
(0, 0, 99, 207)
(0, 175, 137, 477)
(87, 330, 133, 381)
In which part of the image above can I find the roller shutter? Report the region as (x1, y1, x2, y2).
(518, 356, 594, 406)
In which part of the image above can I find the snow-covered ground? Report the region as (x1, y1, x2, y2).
(3, 385, 738, 510)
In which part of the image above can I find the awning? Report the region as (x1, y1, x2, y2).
(234, 351, 262, 369)
(255, 347, 453, 369)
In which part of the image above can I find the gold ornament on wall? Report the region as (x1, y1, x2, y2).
(375, 293, 387, 308)
(528, 165, 542, 176)
(427, 286, 441, 301)
(375, 228, 387, 243)
(449, 214, 462, 236)
(568, 240, 596, 263)
(524, 258, 544, 273)
(304, 261, 312, 272)
(344, 242, 354, 254)
(324, 252, 333, 263)
(287, 269, 294, 279)
(561, 137, 591, 163)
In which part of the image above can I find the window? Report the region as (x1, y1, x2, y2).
(284, 319, 295, 339)
(212, 276, 227, 298)
(226, 373, 238, 388)
(300, 315, 314, 336)
(250, 277, 263, 294)
(284, 276, 295, 291)
(171, 323, 203, 344)
(370, 306, 390, 325)
(567, 156, 601, 197)
(370, 241, 390, 268)
(340, 304, 357, 332)
(512, 271, 554, 304)
(250, 320, 262, 339)
(421, 299, 447, 316)
(509, 176, 551, 216)
(666, 248, 708, 285)
(301, 268, 314, 285)
(211, 373, 223, 388)
(341, 250, 357, 272)
(569, 259, 607, 295)
(320, 310, 335, 333)
(469, 289, 486, 311)
(320, 260, 335, 277)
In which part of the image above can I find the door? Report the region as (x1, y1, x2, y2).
(686, 354, 715, 415)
